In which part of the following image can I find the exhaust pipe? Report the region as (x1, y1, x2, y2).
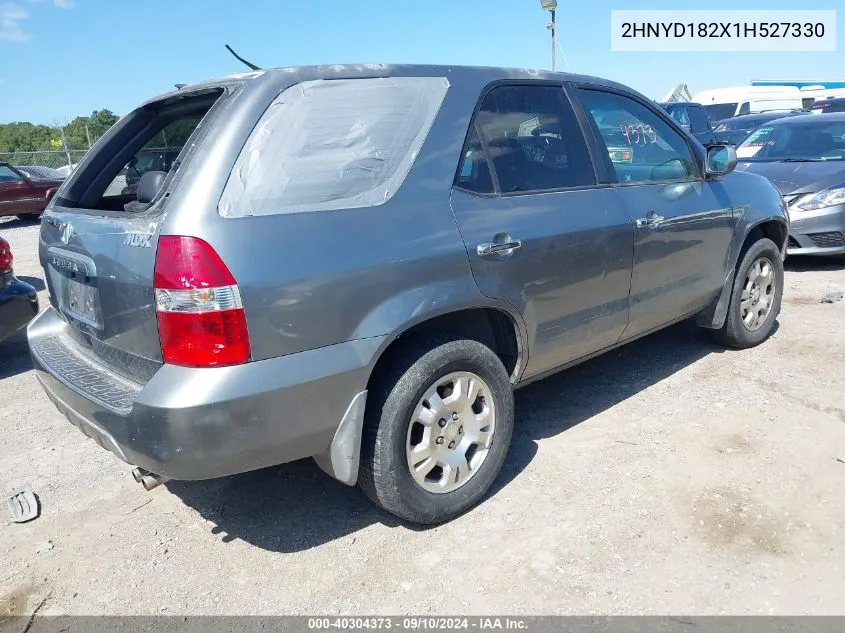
(131, 467, 170, 491)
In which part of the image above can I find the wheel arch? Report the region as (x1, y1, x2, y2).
(367, 304, 527, 386)
(696, 216, 788, 330)
(313, 302, 528, 487)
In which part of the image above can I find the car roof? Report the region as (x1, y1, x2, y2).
(142, 64, 644, 106)
(729, 112, 799, 121)
(767, 112, 845, 124)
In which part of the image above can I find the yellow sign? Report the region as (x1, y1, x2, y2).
(50, 139, 63, 148)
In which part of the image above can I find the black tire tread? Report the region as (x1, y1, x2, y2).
(713, 237, 783, 349)
(358, 336, 513, 525)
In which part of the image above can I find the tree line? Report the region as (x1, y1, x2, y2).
(0, 110, 201, 169)
(0, 109, 121, 154)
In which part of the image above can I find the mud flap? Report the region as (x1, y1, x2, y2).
(695, 270, 735, 330)
(313, 390, 368, 486)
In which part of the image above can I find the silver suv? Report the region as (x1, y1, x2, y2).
(29, 65, 789, 525)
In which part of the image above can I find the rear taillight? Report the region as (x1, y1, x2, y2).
(153, 236, 251, 368)
(0, 238, 12, 273)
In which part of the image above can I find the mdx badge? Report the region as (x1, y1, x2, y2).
(123, 232, 153, 248)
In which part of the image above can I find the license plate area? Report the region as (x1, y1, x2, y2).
(61, 277, 101, 328)
(47, 248, 103, 330)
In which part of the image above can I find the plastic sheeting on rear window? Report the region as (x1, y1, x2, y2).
(218, 76, 450, 217)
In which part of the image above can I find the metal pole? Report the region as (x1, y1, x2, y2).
(85, 124, 92, 149)
(57, 125, 73, 168)
(550, 9, 556, 72)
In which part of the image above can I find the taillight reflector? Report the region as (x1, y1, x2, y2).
(153, 236, 250, 367)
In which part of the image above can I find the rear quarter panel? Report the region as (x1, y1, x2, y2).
(160, 66, 524, 364)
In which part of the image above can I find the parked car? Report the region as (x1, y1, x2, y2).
(692, 86, 804, 123)
(0, 162, 64, 220)
(28, 65, 789, 525)
(808, 98, 845, 115)
(659, 102, 718, 145)
(54, 164, 79, 177)
(0, 236, 38, 343)
(713, 111, 805, 147)
(735, 112, 845, 256)
(16, 165, 67, 180)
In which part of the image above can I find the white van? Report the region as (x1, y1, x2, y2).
(691, 86, 803, 123)
(799, 85, 845, 108)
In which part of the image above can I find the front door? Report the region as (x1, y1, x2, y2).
(449, 83, 634, 379)
(574, 87, 736, 339)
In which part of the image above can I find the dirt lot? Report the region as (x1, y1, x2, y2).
(1, 215, 844, 616)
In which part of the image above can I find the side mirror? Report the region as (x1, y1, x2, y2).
(705, 145, 737, 177)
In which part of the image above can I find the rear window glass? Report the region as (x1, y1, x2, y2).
(219, 76, 450, 217)
(102, 117, 203, 198)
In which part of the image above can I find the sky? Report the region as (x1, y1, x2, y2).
(0, 0, 843, 124)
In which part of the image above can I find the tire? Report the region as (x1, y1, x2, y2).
(16, 213, 41, 223)
(713, 237, 783, 349)
(358, 338, 514, 525)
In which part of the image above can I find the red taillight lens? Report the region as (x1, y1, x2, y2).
(153, 236, 250, 367)
(0, 238, 12, 273)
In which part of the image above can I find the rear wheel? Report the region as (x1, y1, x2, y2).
(358, 338, 514, 525)
(714, 237, 783, 348)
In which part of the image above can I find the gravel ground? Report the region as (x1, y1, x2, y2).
(1, 215, 844, 616)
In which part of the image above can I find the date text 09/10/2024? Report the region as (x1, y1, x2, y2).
(307, 617, 528, 630)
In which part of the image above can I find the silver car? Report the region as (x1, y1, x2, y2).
(29, 65, 788, 525)
(735, 112, 845, 255)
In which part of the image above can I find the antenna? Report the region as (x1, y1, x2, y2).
(225, 44, 262, 71)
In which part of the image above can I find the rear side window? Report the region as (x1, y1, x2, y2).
(667, 107, 690, 127)
(218, 77, 449, 217)
(457, 84, 595, 194)
(456, 128, 495, 194)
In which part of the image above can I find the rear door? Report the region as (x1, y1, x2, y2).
(38, 90, 226, 382)
(574, 86, 736, 340)
(450, 82, 634, 379)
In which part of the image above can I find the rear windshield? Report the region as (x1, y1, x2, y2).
(716, 118, 757, 132)
(59, 88, 225, 212)
(715, 114, 786, 132)
(218, 76, 450, 217)
(737, 120, 845, 161)
(702, 103, 737, 123)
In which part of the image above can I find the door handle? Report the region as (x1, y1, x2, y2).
(636, 211, 665, 229)
(477, 240, 522, 256)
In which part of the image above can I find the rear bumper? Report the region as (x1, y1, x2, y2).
(28, 306, 384, 480)
(0, 278, 39, 343)
(786, 203, 845, 256)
